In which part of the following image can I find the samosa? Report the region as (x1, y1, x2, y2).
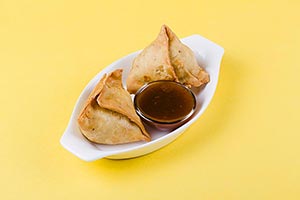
(126, 25, 209, 94)
(166, 25, 210, 88)
(126, 26, 177, 93)
(78, 69, 151, 144)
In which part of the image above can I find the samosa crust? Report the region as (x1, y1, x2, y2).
(165, 25, 210, 87)
(78, 69, 150, 144)
(126, 25, 209, 94)
(126, 26, 177, 94)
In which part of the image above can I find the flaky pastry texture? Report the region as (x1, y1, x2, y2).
(78, 69, 150, 144)
(126, 25, 209, 94)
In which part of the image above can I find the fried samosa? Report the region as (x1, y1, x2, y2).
(78, 69, 151, 144)
(126, 26, 178, 94)
(165, 25, 210, 88)
(126, 25, 209, 94)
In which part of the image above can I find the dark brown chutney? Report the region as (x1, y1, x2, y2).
(134, 81, 196, 123)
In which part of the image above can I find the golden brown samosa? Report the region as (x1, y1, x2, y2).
(126, 25, 209, 94)
(126, 26, 178, 94)
(165, 25, 210, 87)
(78, 69, 151, 144)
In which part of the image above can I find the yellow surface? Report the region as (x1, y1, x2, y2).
(1, 0, 300, 199)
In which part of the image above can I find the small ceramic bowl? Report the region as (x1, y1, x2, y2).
(134, 81, 196, 131)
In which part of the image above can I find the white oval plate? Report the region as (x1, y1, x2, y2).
(60, 34, 224, 161)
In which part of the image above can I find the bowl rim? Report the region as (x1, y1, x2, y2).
(134, 80, 197, 124)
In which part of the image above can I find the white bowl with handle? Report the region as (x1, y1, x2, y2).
(60, 34, 224, 161)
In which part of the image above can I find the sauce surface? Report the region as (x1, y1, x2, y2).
(135, 81, 195, 123)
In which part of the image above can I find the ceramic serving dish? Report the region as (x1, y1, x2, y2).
(60, 34, 224, 161)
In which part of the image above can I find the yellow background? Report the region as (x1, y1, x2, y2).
(1, 0, 299, 199)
